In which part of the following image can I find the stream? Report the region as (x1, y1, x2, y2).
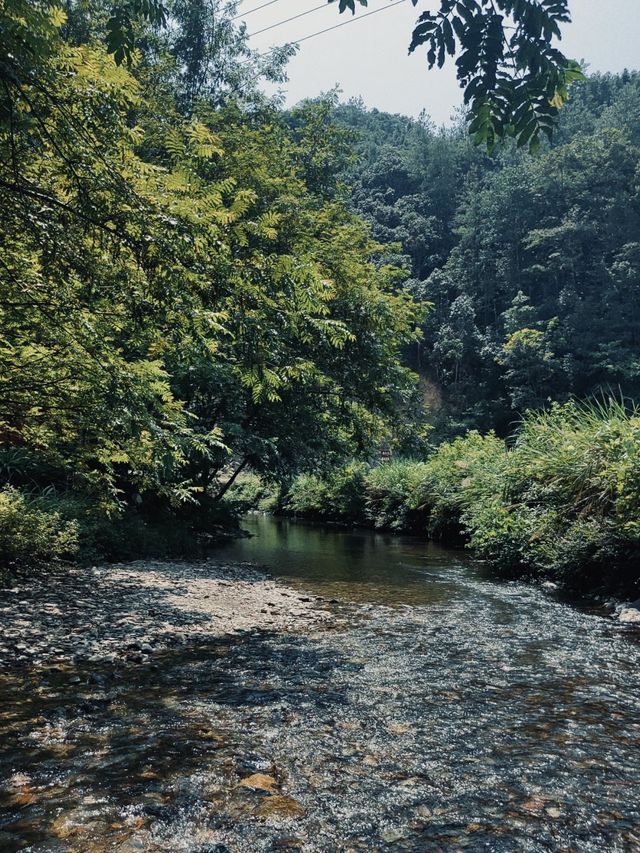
(1, 514, 639, 851)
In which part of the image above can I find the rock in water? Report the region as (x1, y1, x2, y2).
(238, 773, 278, 792)
(380, 828, 410, 843)
(253, 795, 305, 819)
(619, 608, 640, 624)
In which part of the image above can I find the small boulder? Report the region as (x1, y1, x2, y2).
(380, 828, 410, 843)
(253, 795, 304, 819)
(619, 608, 640, 624)
(238, 773, 278, 793)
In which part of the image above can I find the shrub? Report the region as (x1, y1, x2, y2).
(0, 486, 79, 575)
(285, 472, 330, 518)
(462, 400, 640, 586)
(325, 463, 369, 522)
(364, 460, 429, 530)
(412, 431, 508, 537)
(225, 473, 281, 513)
(286, 463, 368, 523)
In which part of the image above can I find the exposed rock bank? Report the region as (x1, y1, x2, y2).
(618, 606, 640, 624)
(0, 560, 331, 671)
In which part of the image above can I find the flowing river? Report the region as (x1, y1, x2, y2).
(1, 515, 639, 851)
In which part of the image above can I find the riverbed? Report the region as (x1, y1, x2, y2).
(1, 515, 639, 851)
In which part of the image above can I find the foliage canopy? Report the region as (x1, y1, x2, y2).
(333, 0, 583, 151)
(0, 0, 422, 565)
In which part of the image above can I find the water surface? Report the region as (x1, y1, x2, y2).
(1, 515, 639, 852)
(216, 514, 475, 605)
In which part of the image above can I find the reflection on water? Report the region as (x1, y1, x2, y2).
(1, 515, 639, 852)
(215, 514, 474, 605)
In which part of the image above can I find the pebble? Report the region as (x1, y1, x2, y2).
(0, 560, 331, 671)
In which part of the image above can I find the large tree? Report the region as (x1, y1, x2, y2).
(0, 2, 421, 516)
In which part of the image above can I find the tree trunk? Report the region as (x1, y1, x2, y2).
(214, 456, 249, 502)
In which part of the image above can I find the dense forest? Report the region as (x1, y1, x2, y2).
(1, 1, 640, 591)
(335, 71, 640, 438)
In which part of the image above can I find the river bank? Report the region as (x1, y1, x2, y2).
(0, 559, 330, 673)
(279, 401, 640, 597)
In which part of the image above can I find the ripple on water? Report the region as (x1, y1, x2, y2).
(1, 522, 639, 852)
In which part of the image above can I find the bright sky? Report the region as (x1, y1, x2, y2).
(240, 0, 640, 124)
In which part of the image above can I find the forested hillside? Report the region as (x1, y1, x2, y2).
(281, 82, 640, 592)
(335, 73, 640, 437)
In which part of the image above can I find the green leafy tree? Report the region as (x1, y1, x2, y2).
(333, 0, 584, 150)
(0, 3, 422, 557)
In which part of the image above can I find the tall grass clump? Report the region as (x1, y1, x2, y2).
(465, 400, 640, 586)
(412, 432, 508, 539)
(365, 460, 430, 530)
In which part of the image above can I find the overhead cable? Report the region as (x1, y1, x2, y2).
(231, 0, 286, 21)
(251, 0, 408, 56)
(248, 3, 327, 38)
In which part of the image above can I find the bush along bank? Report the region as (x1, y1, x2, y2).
(0, 468, 280, 581)
(284, 401, 640, 595)
(0, 479, 244, 583)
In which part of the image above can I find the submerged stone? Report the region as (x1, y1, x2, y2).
(254, 795, 305, 820)
(238, 773, 279, 792)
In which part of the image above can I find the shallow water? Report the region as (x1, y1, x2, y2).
(217, 514, 475, 605)
(1, 515, 639, 851)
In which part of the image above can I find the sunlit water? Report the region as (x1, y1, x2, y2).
(1, 515, 639, 851)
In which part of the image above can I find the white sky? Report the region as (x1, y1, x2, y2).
(239, 0, 640, 124)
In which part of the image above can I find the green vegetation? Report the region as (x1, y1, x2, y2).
(0, 1, 421, 571)
(335, 71, 640, 441)
(225, 473, 281, 514)
(1, 2, 638, 596)
(286, 401, 640, 591)
(0, 487, 78, 580)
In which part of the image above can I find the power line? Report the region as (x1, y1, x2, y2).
(231, 0, 285, 21)
(248, 3, 327, 39)
(252, 0, 408, 56)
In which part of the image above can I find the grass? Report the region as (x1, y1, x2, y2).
(285, 399, 640, 593)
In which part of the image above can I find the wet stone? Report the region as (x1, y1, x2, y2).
(253, 795, 305, 820)
(268, 837, 304, 851)
(238, 773, 279, 792)
(0, 526, 639, 852)
(618, 607, 640, 624)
